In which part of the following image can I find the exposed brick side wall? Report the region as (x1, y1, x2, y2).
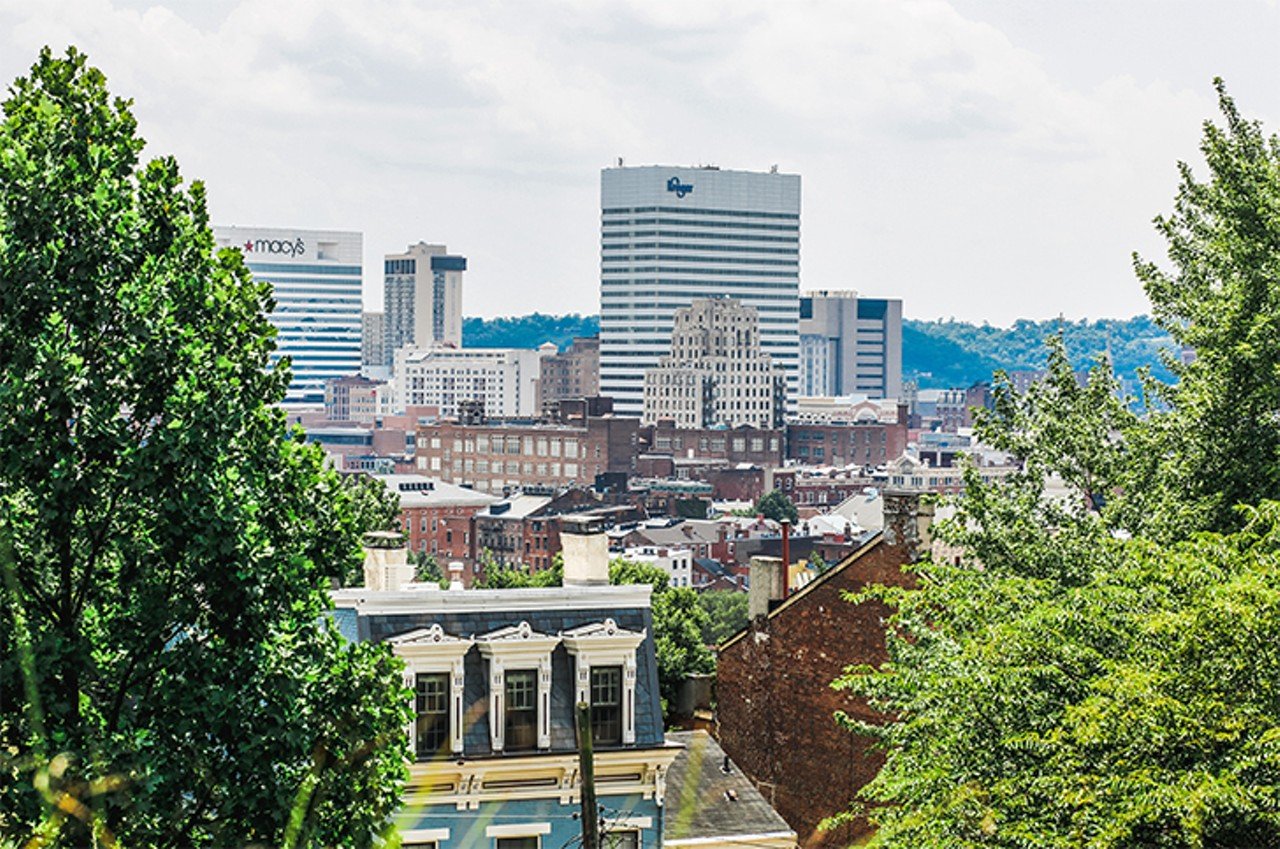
(716, 538, 913, 847)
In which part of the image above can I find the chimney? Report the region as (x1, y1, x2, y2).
(362, 531, 414, 591)
(561, 515, 609, 587)
(748, 556, 785, 619)
(881, 488, 935, 563)
(447, 561, 465, 591)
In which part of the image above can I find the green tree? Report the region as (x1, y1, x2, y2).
(754, 490, 799, 524)
(609, 559, 714, 712)
(830, 83, 1280, 848)
(695, 590, 749, 646)
(0, 49, 407, 847)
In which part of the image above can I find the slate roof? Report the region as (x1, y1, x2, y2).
(335, 587, 666, 754)
(663, 730, 796, 847)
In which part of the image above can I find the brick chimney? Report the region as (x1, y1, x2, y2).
(561, 515, 609, 587)
(881, 488, 935, 562)
(362, 531, 414, 591)
(748, 556, 785, 619)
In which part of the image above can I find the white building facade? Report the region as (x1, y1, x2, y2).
(384, 242, 466, 364)
(642, 298, 785, 429)
(600, 166, 801, 416)
(213, 226, 362, 405)
(799, 290, 903, 399)
(393, 347, 549, 418)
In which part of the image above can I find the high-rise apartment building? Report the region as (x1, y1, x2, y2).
(642, 298, 785, 429)
(599, 165, 800, 416)
(799, 290, 903, 399)
(384, 242, 466, 363)
(213, 226, 362, 405)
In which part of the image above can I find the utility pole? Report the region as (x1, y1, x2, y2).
(576, 701, 600, 849)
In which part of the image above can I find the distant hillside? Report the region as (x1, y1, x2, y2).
(905, 316, 1178, 389)
(462, 312, 1177, 390)
(462, 313, 599, 350)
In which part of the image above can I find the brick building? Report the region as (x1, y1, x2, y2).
(377, 474, 499, 564)
(716, 491, 933, 847)
(414, 414, 638, 494)
(784, 404, 908, 468)
(536, 335, 600, 414)
(639, 422, 783, 467)
(769, 468, 877, 515)
(324, 374, 385, 423)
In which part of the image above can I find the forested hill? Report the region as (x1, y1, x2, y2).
(462, 313, 1177, 390)
(903, 316, 1177, 389)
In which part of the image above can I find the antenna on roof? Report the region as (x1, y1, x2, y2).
(770, 164, 778, 173)
(617, 156, 624, 167)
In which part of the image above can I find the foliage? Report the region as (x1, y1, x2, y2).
(609, 560, 714, 710)
(832, 83, 1280, 847)
(0, 48, 407, 847)
(461, 313, 598, 351)
(754, 490, 799, 525)
(473, 550, 563, 588)
(340, 472, 402, 585)
(695, 590, 749, 646)
(903, 315, 1178, 390)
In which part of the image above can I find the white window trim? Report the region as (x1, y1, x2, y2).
(388, 624, 473, 756)
(561, 619, 646, 745)
(476, 621, 560, 751)
(486, 822, 552, 838)
(400, 826, 451, 842)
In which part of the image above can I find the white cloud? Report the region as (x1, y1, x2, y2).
(0, 0, 1271, 324)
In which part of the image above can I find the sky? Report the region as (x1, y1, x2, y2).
(1, 0, 1276, 325)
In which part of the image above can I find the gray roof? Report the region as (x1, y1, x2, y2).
(663, 730, 796, 847)
(374, 474, 500, 509)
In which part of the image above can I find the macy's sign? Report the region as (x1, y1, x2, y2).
(243, 237, 306, 257)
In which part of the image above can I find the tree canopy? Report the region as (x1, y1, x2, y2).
(0, 48, 406, 847)
(833, 82, 1280, 847)
(754, 490, 799, 525)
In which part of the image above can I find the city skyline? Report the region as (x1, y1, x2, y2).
(2, 1, 1276, 326)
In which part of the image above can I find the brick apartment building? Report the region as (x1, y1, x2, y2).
(716, 490, 933, 847)
(785, 404, 909, 468)
(379, 475, 499, 563)
(536, 335, 600, 414)
(413, 404, 638, 494)
(639, 422, 784, 467)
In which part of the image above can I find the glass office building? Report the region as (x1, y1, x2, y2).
(213, 226, 363, 405)
(599, 166, 801, 416)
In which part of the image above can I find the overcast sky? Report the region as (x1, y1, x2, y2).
(2, 0, 1276, 325)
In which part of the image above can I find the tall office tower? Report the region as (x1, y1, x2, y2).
(799, 290, 903, 399)
(599, 165, 800, 416)
(362, 311, 385, 367)
(384, 242, 466, 364)
(642, 298, 785, 429)
(212, 226, 362, 405)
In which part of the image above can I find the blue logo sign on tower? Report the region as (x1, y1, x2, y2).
(666, 176, 694, 198)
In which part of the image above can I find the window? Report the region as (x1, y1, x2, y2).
(415, 673, 449, 757)
(496, 838, 538, 849)
(505, 670, 538, 751)
(590, 666, 623, 745)
(604, 831, 639, 849)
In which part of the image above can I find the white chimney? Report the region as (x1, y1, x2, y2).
(362, 531, 414, 591)
(448, 561, 465, 591)
(561, 516, 610, 587)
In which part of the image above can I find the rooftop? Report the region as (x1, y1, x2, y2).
(663, 730, 796, 848)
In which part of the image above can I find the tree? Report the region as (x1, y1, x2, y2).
(829, 84, 1280, 848)
(754, 490, 799, 524)
(696, 590, 749, 646)
(0, 48, 407, 847)
(609, 559, 714, 712)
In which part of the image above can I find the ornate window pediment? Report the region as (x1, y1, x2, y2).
(476, 621, 560, 752)
(388, 624, 473, 758)
(561, 619, 646, 746)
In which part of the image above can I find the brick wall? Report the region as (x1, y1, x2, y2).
(716, 536, 915, 847)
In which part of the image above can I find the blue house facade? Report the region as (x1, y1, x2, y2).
(332, 532, 676, 849)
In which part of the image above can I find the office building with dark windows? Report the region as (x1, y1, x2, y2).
(213, 226, 363, 405)
(799, 290, 903, 400)
(599, 166, 801, 417)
